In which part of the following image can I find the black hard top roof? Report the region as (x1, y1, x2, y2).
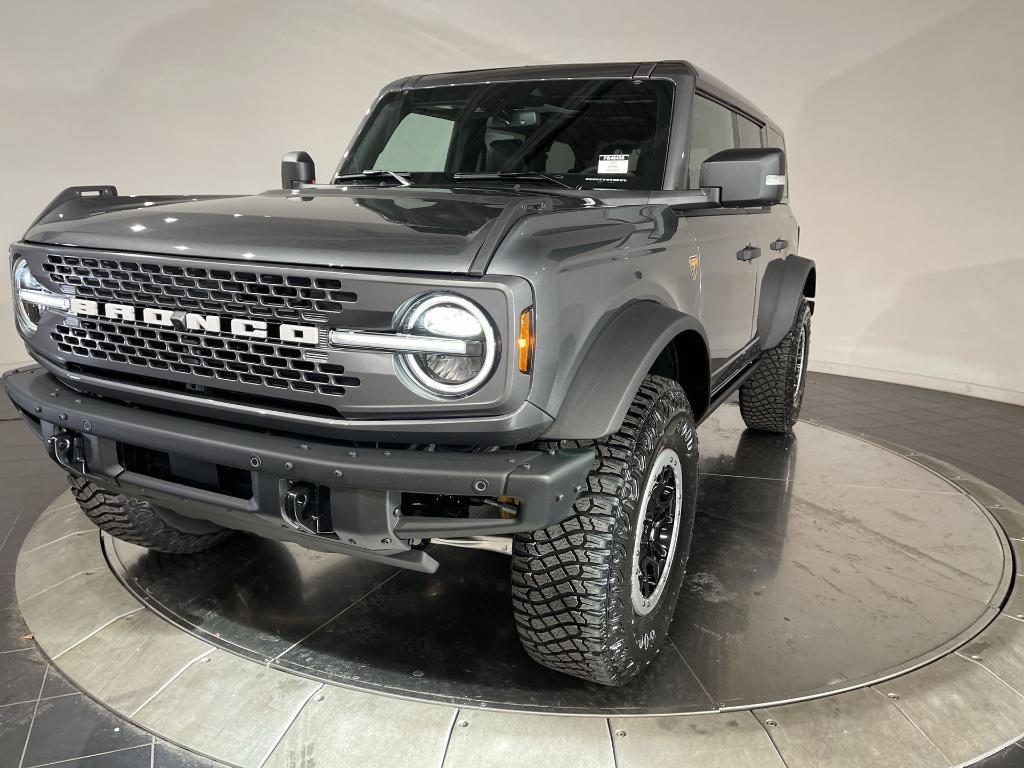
(392, 61, 780, 134)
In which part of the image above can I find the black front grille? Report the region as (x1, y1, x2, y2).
(19, 243, 513, 425)
(50, 318, 359, 398)
(43, 253, 358, 320)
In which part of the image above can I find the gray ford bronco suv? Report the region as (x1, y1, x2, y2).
(5, 61, 814, 686)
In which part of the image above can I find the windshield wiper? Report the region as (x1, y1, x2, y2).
(334, 170, 412, 187)
(453, 172, 578, 190)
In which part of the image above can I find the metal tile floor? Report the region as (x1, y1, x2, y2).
(2, 371, 1024, 768)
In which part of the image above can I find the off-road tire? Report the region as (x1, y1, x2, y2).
(511, 376, 699, 686)
(70, 476, 233, 554)
(739, 300, 812, 433)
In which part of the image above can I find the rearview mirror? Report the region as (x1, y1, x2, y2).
(700, 148, 785, 207)
(487, 110, 539, 129)
(281, 151, 315, 189)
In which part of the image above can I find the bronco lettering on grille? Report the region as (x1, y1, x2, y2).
(67, 298, 319, 345)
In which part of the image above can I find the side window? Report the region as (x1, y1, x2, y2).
(766, 126, 789, 199)
(688, 94, 736, 187)
(737, 115, 763, 148)
(373, 112, 453, 172)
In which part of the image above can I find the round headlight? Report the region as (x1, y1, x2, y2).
(13, 257, 44, 334)
(397, 294, 497, 397)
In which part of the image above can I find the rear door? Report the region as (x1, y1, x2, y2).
(744, 122, 800, 326)
(683, 94, 759, 379)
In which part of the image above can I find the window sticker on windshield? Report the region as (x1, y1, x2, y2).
(598, 154, 629, 174)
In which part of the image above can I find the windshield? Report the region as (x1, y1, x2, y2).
(337, 78, 674, 191)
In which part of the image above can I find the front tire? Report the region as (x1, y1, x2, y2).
(739, 299, 812, 433)
(511, 376, 698, 686)
(70, 476, 233, 554)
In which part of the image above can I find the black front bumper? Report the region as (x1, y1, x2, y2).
(4, 368, 593, 572)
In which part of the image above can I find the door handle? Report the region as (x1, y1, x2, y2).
(737, 246, 761, 262)
(770, 238, 788, 251)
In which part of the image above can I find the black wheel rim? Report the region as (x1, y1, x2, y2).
(637, 465, 678, 598)
(631, 448, 683, 616)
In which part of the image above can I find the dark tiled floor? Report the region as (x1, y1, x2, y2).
(0, 372, 1022, 767)
(800, 372, 1024, 502)
(0, 395, 224, 768)
(970, 741, 1024, 768)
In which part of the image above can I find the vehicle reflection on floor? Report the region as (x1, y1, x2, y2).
(109, 405, 1009, 714)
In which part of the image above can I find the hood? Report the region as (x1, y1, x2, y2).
(23, 188, 550, 274)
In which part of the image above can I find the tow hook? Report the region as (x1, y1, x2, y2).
(45, 429, 106, 483)
(284, 482, 333, 535)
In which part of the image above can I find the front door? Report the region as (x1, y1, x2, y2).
(685, 93, 759, 382)
(688, 212, 758, 376)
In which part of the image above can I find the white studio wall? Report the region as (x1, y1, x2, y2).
(1, 0, 1020, 401)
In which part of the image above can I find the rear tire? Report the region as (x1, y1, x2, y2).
(739, 299, 811, 433)
(70, 476, 233, 554)
(511, 376, 698, 686)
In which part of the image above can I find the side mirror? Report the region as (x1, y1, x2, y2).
(700, 148, 786, 207)
(281, 151, 315, 189)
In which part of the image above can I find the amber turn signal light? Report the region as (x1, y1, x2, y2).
(517, 307, 534, 373)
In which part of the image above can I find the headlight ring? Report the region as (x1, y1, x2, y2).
(12, 257, 45, 334)
(397, 293, 498, 397)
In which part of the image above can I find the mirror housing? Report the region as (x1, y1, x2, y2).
(699, 148, 786, 207)
(281, 151, 315, 189)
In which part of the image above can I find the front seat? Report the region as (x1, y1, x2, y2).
(486, 139, 525, 172)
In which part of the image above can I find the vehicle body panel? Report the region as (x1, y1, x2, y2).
(24, 188, 532, 275)
(488, 203, 702, 423)
(685, 211, 758, 370)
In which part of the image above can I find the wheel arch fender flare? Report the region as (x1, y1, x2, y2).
(543, 302, 710, 440)
(757, 254, 816, 349)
